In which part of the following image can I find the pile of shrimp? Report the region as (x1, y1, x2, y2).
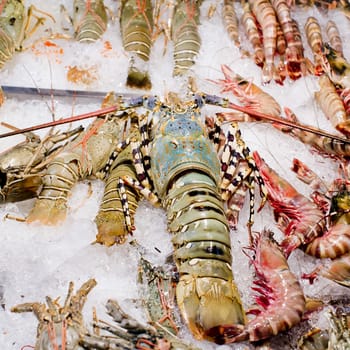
(220, 0, 350, 86)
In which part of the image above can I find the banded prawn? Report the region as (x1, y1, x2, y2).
(241, 0, 265, 68)
(254, 147, 350, 262)
(270, 0, 306, 80)
(315, 74, 350, 137)
(253, 151, 326, 258)
(304, 16, 324, 76)
(248, 0, 280, 84)
(291, 158, 350, 259)
(326, 20, 344, 58)
(120, 0, 154, 90)
(213, 64, 282, 119)
(222, 0, 240, 49)
(291, 0, 350, 19)
(278, 107, 350, 158)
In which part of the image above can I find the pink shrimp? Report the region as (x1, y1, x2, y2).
(214, 64, 282, 117)
(215, 229, 306, 343)
(241, 1, 265, 68)
(253, 151, 325, 257)
(271, 0, 306, 80)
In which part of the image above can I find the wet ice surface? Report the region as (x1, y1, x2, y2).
(0, 1, 350, 349)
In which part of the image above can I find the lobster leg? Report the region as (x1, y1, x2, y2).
(122, 174, 159, 205)
(218, 122, 268, 226)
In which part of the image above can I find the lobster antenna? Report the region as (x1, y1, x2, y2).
(0, 95, 350, 144)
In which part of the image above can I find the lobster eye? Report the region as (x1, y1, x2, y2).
(9, 17, 16, 25)
(0, 171, 7, 187)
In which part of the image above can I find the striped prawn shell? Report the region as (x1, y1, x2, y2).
(283, 107, 350, 158)
(241, 1, 264, 67)
(253, 151, 325, 257)
(315, 74, 349, 136)
(223, 0, 240, 48)
(271, 0, 305, 79)
(326, 20, 344, 57)
(320, 253, 350, 287)
(171, 0, 202, 76)
(120, 0, 153, 62)
(73, 0, 108, 43)
(304, 16, 323, 56)
(304, 189, 350, 259)
(248, 0, 278, 83)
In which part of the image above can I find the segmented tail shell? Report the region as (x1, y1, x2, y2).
(73, 0, 108, 43)
(172, 0, 202, 76)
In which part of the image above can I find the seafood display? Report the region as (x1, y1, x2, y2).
(2, 1, 350, 349)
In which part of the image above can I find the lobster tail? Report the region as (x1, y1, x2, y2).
(171, 0, 202, 76)
(120, 0, 153, 89)
(165, 172, 245, 342)
(0, 28, 15, 69)
(73, 0, 108, 43)
(126, 67, 152, 90)
(95, 117, 142, 246)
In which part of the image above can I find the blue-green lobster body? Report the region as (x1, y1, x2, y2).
(150, 108, 221, 197)
(142, 98, 246, 343)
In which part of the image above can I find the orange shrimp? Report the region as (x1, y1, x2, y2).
(303, 253, 350, 288)
(271, 0, 306, 80)
(223, 0, 240, 48)
(277, 107, 350, 158)
(315, 75, 350, 137)
(304, 16, 324, 76)
(326, 20, 344, 58)
(241, 1, 265, 68)
(249, 0, 280, 84)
